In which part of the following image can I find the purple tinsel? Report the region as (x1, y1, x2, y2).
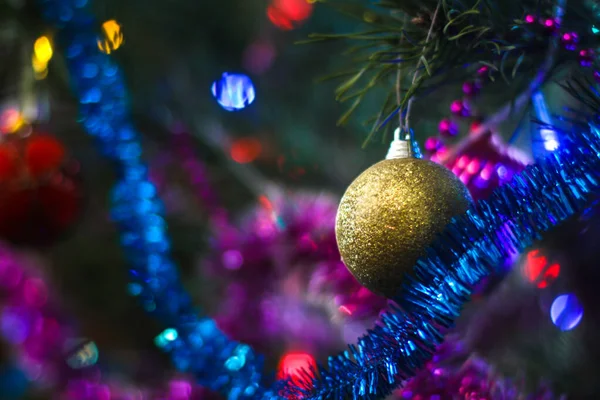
(0, 243, 210, 399)
(202, 192, 388, 353)
(396, 339, 556, 400)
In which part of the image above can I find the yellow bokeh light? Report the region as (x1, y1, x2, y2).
(34, 36, 53, 64)
(32, 55, 47, 74)
(98, 19, 124, 54)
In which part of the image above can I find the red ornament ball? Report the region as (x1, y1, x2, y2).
(0, 132, 84, 246)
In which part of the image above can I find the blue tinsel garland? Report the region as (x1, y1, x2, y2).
(39, 0, 600, 399)
(37, 1, 275, 399)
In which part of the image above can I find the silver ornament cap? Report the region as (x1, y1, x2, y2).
(386, 127, 413, 160)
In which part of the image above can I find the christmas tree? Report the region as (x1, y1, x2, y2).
(0, 0, 599, 399)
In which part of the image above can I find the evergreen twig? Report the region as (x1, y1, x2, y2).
(312, 0, 598, 143)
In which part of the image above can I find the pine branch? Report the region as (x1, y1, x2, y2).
(313, 0, 599, 143)
(440, 0, 565, 162)
(560, 76, 600, 113)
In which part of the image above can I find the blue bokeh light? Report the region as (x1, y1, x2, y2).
(211, 73, 256, 111)
(532, 92, 560, 153)
(550, 293, 583, 331)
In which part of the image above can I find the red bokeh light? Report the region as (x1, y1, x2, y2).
(523, 249, 560, 288)
(267, 5, 294, 30)
(230, 138, 262, 164)
(267, 0, 313, 30)
(277, 352, 316, 382)
(258, 195, 274, 212)
(273, 0, 312, 21)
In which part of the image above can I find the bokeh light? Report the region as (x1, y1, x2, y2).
(34, 36, 53, 64)
(0, 108, 25, 134)
(267, 0, 313, 30)
(65, 339, 99, 369)
(0, 308, 31, 345)
(523, 249, 560, 288)
(550, 294, 583, 331)
(277, 352, 316, 382)
(98, 20, 124, 54)
(274, 0, 312, 20)
(222, 250, 244, 270)
(32, 54, 49, 80)
(155, 328, 179, 348)
(229, 138, 262, 163)
(32, 36, 53, 80)
(532, 92, 559, 153)
(211, 73, 256, 111)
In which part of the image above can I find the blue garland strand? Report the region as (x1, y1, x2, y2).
(39, 0, 600, 399)
(283, 123, 600, 400)
(36, 1, 276, 399)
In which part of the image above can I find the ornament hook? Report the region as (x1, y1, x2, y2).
(386, 127, 413, 160)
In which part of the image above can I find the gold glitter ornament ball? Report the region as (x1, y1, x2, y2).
(335, 157, 472, 297)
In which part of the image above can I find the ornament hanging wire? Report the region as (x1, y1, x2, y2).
(388, 2, 441, 160)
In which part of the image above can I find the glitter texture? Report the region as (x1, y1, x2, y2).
(336, 158, 472, 297)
